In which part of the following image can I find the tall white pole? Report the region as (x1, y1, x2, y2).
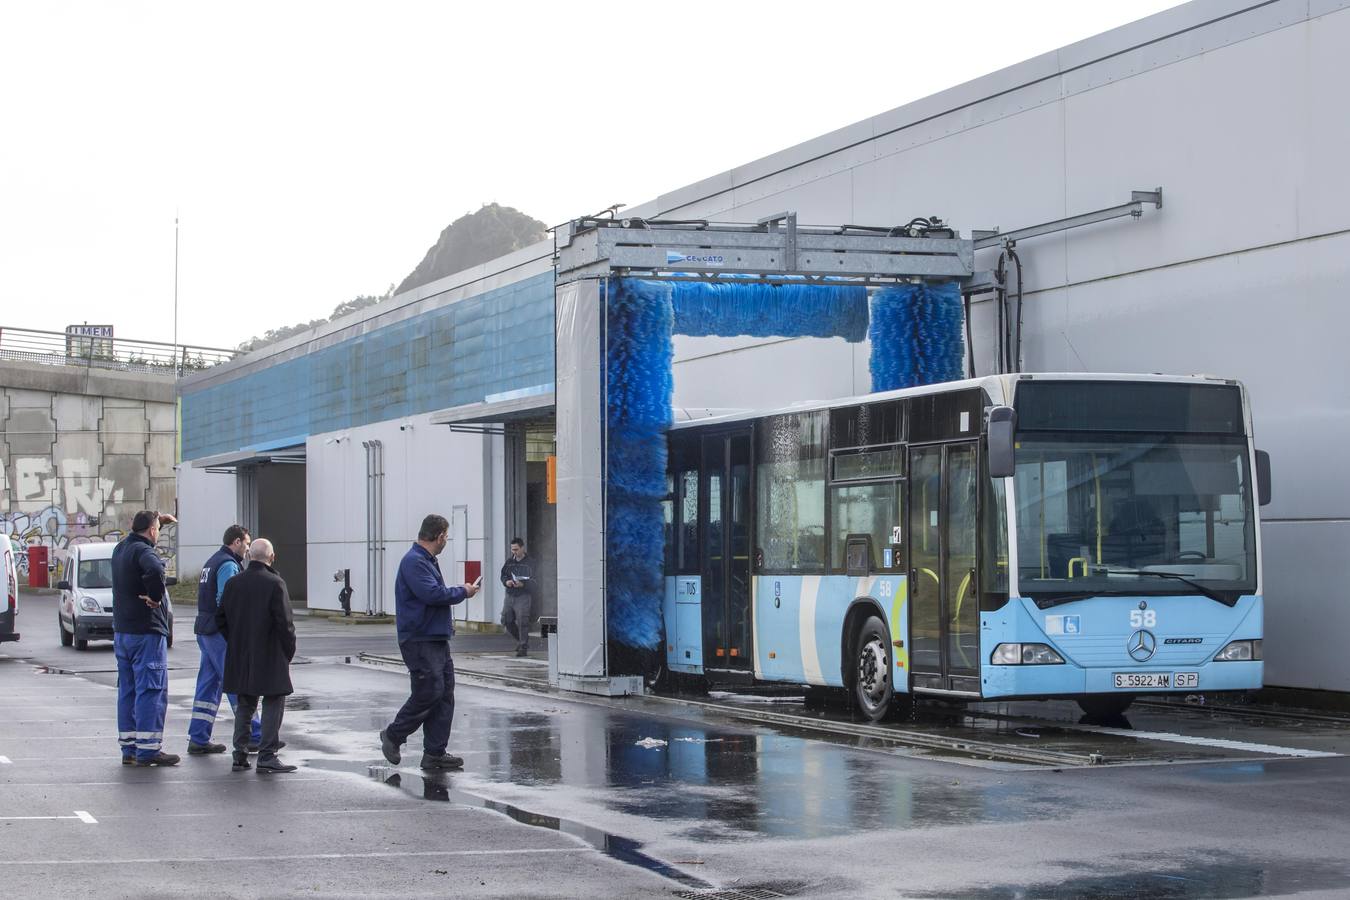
(173, 214, 180, 374)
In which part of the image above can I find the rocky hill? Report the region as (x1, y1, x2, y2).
(238, 203, 548, 352)
(396, 203, 548, 295)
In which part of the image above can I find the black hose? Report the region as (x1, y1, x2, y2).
(994, 252, 1007, 374)
(1009, 247, 1024, 373)
(963, 290, 975, 378)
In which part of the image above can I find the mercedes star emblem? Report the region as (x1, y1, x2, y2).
(1127, 629, 1157, 662)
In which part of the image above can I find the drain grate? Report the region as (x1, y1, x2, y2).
(673, 886, 791, 900)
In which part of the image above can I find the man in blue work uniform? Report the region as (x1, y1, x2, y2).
(112, 509, 178, 767)
(186, 524, 261, 754)
(379, 514, 480, 770)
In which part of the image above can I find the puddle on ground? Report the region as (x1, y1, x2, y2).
(909, 852, 1350, 899)
(303, 700, 1070, 843)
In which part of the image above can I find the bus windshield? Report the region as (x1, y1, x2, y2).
(1014, 435, 1257, 603)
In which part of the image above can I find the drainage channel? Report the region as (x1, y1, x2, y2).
(354, 653, 1099, 769)
(308, 759, 714, 891)
(1133, 697, 1350, 726)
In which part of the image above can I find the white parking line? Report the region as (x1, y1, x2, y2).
(0, 811, 98, 823)
(0, 847, 591, 866)
(1073, 725, 1341, 758)
(8, 776, 334, 787)
(0, 756, 11, 764)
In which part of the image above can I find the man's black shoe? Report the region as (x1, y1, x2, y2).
(135, 752, 181, 767)
(256, 757, 298, 774)
(379, 728, 401, 765)
(515, 647, 528, 657)
(188, 741, 227, 755)
(231, 753, 251, 772)
(121, 756, 135, 766)
(420, 752, 464, 770)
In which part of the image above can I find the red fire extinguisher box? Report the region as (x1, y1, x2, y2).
(27, 546, 49, 588)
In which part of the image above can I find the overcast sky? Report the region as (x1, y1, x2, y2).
(0, 1, 1179, 350)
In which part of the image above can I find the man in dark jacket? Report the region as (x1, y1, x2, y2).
(499, 537, 535, 657)
(216, 538, 297, 774)
(112, 509, 178, 767)
(379, 514, 480, 770)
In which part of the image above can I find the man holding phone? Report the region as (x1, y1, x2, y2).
(379, 514, 479, 770)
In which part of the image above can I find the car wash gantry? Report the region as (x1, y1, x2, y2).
(548, 195, 1164, 702)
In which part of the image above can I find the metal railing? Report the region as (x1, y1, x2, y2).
(0, 326, 235, 377)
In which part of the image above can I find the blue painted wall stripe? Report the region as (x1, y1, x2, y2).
(180, 271, 555, 460)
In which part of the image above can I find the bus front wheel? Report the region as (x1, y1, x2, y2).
(853, 615, 895, 722)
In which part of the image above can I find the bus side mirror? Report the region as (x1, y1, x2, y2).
(987, 406, 1016, 479)
(1255, 450, 1272, 506)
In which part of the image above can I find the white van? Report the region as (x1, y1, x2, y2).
(58, 542, 117, 650)
(58, 542, 175, 649)
(1, 538, 19, 643)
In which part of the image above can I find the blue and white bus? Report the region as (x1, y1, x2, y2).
(661, 374, 1269, 720)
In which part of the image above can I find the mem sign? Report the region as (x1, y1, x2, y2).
(65, 324, 114, 358)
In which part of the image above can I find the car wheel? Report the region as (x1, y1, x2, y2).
(852, 615, 895, 723)
(59, 614, 73, 647)
(74, 634, 88, 651)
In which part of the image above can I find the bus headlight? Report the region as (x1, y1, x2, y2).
(991, 643, 1065, 665)
(1214, 639, 1262, 662)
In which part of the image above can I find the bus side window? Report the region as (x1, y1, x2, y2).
(831, 481, 902, 571)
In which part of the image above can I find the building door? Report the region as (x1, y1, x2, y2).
(701, 431, 753, 673)
(908, 442, 980, 693)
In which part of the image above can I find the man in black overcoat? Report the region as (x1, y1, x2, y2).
(215, 538, 297, 774)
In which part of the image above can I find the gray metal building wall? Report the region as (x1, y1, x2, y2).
(634, 0, 1350, 691)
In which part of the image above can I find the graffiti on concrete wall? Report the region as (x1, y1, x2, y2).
(2, 457, 129, 515)
(2, 390, 179, 577)
(2, 505, 177, 577)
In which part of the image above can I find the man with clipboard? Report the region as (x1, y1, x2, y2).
(499, 537, 535, 657)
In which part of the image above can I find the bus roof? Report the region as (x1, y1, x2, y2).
(669, 372, 1241, 432)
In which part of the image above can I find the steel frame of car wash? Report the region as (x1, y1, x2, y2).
(550, 212, 980, 695)
(549, 195, 1166, 697)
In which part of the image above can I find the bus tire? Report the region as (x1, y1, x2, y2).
(852, 615, 895, 722)
(1077, 694, 1134, 719)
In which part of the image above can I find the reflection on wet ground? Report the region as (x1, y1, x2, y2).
(297, 682, 1072, 844)
(268, 656, 1350, 896)
(909, 852, 1350, 899)
(438, 652, 1349, 765)
(697, 688, 1349, 763)
(306, 758, 714, 889)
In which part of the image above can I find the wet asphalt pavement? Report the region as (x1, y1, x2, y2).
(3, 594, 1350, 899)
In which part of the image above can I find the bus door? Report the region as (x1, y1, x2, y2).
(701, 430, 753, 673)
(908, 442, 981, 694)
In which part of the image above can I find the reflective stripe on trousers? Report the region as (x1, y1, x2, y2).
(188, 632, 259, 744)
(114, 632, 169, 760)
